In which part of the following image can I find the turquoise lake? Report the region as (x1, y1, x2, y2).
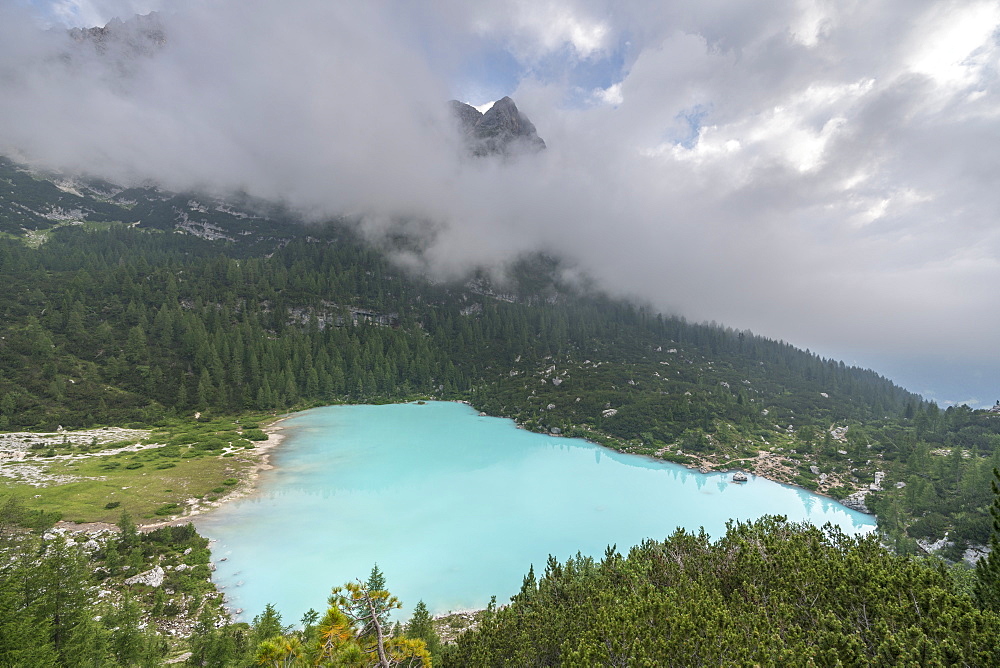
(195, 401, 876, 620)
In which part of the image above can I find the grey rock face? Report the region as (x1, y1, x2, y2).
(841, 490, 873, 514)
(68, 12, 166, 58)
(450, 101, 485, 136)
(450, 97, 546, 157)
(124, 565, 165, 587)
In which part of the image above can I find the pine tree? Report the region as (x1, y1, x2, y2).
(406, 600, 442, 665)
(366, 563, 387, 593)
(326, 578, 430, 668)
(251, 602, 288, 650)
(975, 467, 1000, 611)
(106, 592, 146, 665)
(363, 564, 391, 635)
(117, 511, 139, 551)
(31, 536, 107, 665)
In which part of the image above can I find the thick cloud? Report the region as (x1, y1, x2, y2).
(2, 0, 999, 406)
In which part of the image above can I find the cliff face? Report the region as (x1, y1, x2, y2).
(450, 97, 546, 157)
(67, 12, 166, 58)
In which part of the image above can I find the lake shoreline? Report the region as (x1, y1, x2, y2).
(172, 402, 874, 529)
(136, 415, 292, 530)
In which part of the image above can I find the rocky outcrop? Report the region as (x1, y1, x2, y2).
(450, 101, 485, 135)
(917, 536, 953, 554)
(964, 544, 990, 566)
(124, 565, 165, 587)
(841, 490, 873, 514)
(450, 97, 546, 157)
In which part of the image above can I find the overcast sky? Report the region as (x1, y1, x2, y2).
(3, 0, 999, 407)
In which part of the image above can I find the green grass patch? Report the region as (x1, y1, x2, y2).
(0, 414, 278, 524)
(0, 446, 257, 523)
(154, 503, 181, 516)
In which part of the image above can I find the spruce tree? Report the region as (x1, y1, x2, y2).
(406, 600, 442, 665)
(975, 467, 1000, 611)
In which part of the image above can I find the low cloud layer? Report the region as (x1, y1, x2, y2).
(3, 0, 999, 405)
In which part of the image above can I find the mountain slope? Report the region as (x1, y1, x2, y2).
(2, 156, 998, 557)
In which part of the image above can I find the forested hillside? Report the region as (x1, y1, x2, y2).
(0, 158, 922, 433)
(2, 157, 999, 561)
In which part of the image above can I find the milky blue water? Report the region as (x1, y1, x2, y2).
(196, 401, 875, 621)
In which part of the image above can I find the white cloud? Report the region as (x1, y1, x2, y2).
(789, 0, 834, 47)
(907, 1, 1000, 87)
(592, 82, 622, 105)
(5, 0, 1000, 401)
(472, 0, 614, 60)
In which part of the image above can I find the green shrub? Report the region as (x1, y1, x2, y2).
(104, 501, 121, 510)
(792, 475, 819, 491)
(907, 512, 948, 540)
(154, 503, 181, 516)
(242, 428, 268, 441)
(195, 438, 227, 450)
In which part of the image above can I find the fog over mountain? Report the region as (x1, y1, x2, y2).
(2, 0, 998, 407)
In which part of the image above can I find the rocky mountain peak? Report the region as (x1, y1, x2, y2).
(67, 12, 166, 59)
(450, 97, 546, 157)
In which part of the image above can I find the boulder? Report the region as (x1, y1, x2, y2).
(841, 491, 872, 514)
(124, 565, 165, 588)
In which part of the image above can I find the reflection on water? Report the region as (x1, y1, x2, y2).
(197, 402, 875, 621)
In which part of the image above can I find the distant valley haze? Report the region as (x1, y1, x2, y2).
(3, 0, 999, 407)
